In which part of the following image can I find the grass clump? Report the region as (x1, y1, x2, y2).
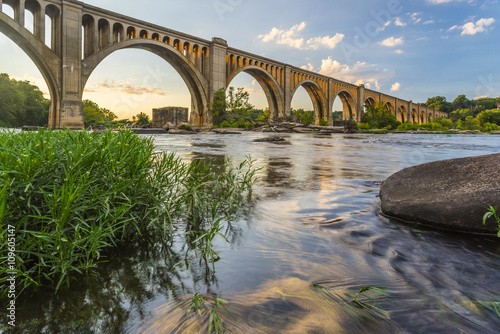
(483, 206, 500, 237)
(0, 129, 257, 295)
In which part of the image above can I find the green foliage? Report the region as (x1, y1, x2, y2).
(451, 109, 474, 122)
(83, 100, 117, 124)
(0, 130, 258, 295)
(351, 286, 391, 319)
(482, 122, 500, 132)
(362, 102, 400, 129)
(210, 87, 255, 126)
(0, 73, 49, 127)
(425, 96, 453, 112)
(483, 206, 500, 238)
(435, 116, 454, 129)
(332, 111, 343, 121)
(358, 123, 370, 130)
(477, 109, 500, 126)
(319, 118, 329, 126)
(456, 116, 482, 130)
(132, 112, 150, 125)
(397, 123, 420, 131)
(292, 108, 314, 125)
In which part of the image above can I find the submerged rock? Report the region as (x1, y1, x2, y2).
(380, 153, 500, 234)
(253, 136, 286, 142)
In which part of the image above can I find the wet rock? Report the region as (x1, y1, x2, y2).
(131, 128, 167, 134)
(253, 136, 286, 142)
(380, 153, 500, 234)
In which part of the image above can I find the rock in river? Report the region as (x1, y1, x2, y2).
(379, 153, 500, 234)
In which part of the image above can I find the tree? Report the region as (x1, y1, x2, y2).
(210, 87, 255, 127)
(425, 96, 453, 112)
(133, 112, 150, 125)
(0, 73, 49, 127)
(83, 99, 117, 124)
(362, 102, 400, 129)
(452, 95, 472, 111)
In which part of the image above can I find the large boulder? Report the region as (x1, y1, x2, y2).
(380, 153, 500, 234)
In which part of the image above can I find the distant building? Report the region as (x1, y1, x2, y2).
(152, 107, 188, 128)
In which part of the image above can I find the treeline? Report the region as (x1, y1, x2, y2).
(425, 95, 500, 114)
(0, 73, 50, 128)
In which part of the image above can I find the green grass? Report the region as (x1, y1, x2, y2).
(0, 129, 258, 296)
(483, 206, 500, 237)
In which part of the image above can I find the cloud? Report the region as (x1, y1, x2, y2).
(391, 82, 401, 92)
(303, 57, 395, 90)
(395, 17, 407, 27)
(258, 22, 344, 50)
(449, 18, 495, 35)
(85, 80, 166, 96)
(395, 49, 404, 54)
(379, 36, 404, 47)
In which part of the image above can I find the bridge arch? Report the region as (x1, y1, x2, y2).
(364, 96, 376, 107)
(398, 105, 407, 123)
(333, 90, 357, 120)
(385, 101, 395, 116)
(227, 65, 284, 120)
(0, 8, 61, 127)
(81, 38, 210, 126)
(291, 80, 328, 123)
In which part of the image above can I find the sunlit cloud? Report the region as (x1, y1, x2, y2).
(258, 22, 344, 50)
(85, 80, 166, 96)
(395, 17, 407, 27)
(395, 49, 404, 54)
(391, 82, 401, 92)
(379, 36, 404, 47)
(449, 18, 495, 35)
(302, 57, 395, 91)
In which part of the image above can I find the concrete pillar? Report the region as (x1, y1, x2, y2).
(34, 5, 44, 43)
(328, 79, 334, 125)
(394, 98, 399, 122)
(283, 66, 292, 119)
(57, 1, 84, 129)
(357, 84, 365, 123)
(16, 0, 25, 26)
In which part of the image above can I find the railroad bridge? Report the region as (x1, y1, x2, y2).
(0, 0, 446, 128)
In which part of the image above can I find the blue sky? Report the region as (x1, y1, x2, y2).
(0, 0, 498, 119)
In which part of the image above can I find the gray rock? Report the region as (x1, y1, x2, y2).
(253, 136, 286, 142)
(380, 153, 500, 234)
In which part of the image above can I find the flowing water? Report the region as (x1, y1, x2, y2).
(8, 133, 500, 333)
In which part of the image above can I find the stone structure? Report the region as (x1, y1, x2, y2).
(0, 0, 448, 129)
(152, 107, 188, 128)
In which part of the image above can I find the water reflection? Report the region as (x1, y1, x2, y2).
(5, 133, 500, 333)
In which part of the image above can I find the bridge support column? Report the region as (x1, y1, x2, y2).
(357, 84, 365, 123)
(15, 0, 24, 26)
(56, 2, 84, 129)
(198, 37, 227, 127)
(327, 80, 334, 125)
(282, 66, 292, 120)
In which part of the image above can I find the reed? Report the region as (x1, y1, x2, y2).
(0, 129, 257, 296)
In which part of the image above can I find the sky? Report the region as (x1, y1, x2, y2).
(0, 0, 499, 119)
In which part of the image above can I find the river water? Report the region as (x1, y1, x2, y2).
(10, 133, 500, 333)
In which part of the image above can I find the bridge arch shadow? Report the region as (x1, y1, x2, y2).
(333, 90, 357, 121)
(227, 65, 283, 121)
(81, 39, 210, 126)
(291, 80, 328, 124)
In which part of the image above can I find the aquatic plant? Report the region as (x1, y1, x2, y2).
(483, 206, 500, 237)
(351, 286, 390, 319)
(0, 129, 258, 295)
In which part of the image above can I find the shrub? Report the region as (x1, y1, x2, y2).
(358, 123, 370, 130)
(319, 118, 329, 126)
(397, 123, 420, 131)
(0, 129, 258, 295)
(482, 122, 500, 132)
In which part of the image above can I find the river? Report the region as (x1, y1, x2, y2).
(10, 132, 500, 333)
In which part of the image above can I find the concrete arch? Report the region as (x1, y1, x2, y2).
(333, 90, 357, 120)
(227, 65, 284, 120)
(291, 80, 328, 124)
(365, 97, 376, 107)
(0, 10, 61, 127)
(398, 105, 407, 123)
(81, 38, 210, 126)
(385, 101, 395, 116)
